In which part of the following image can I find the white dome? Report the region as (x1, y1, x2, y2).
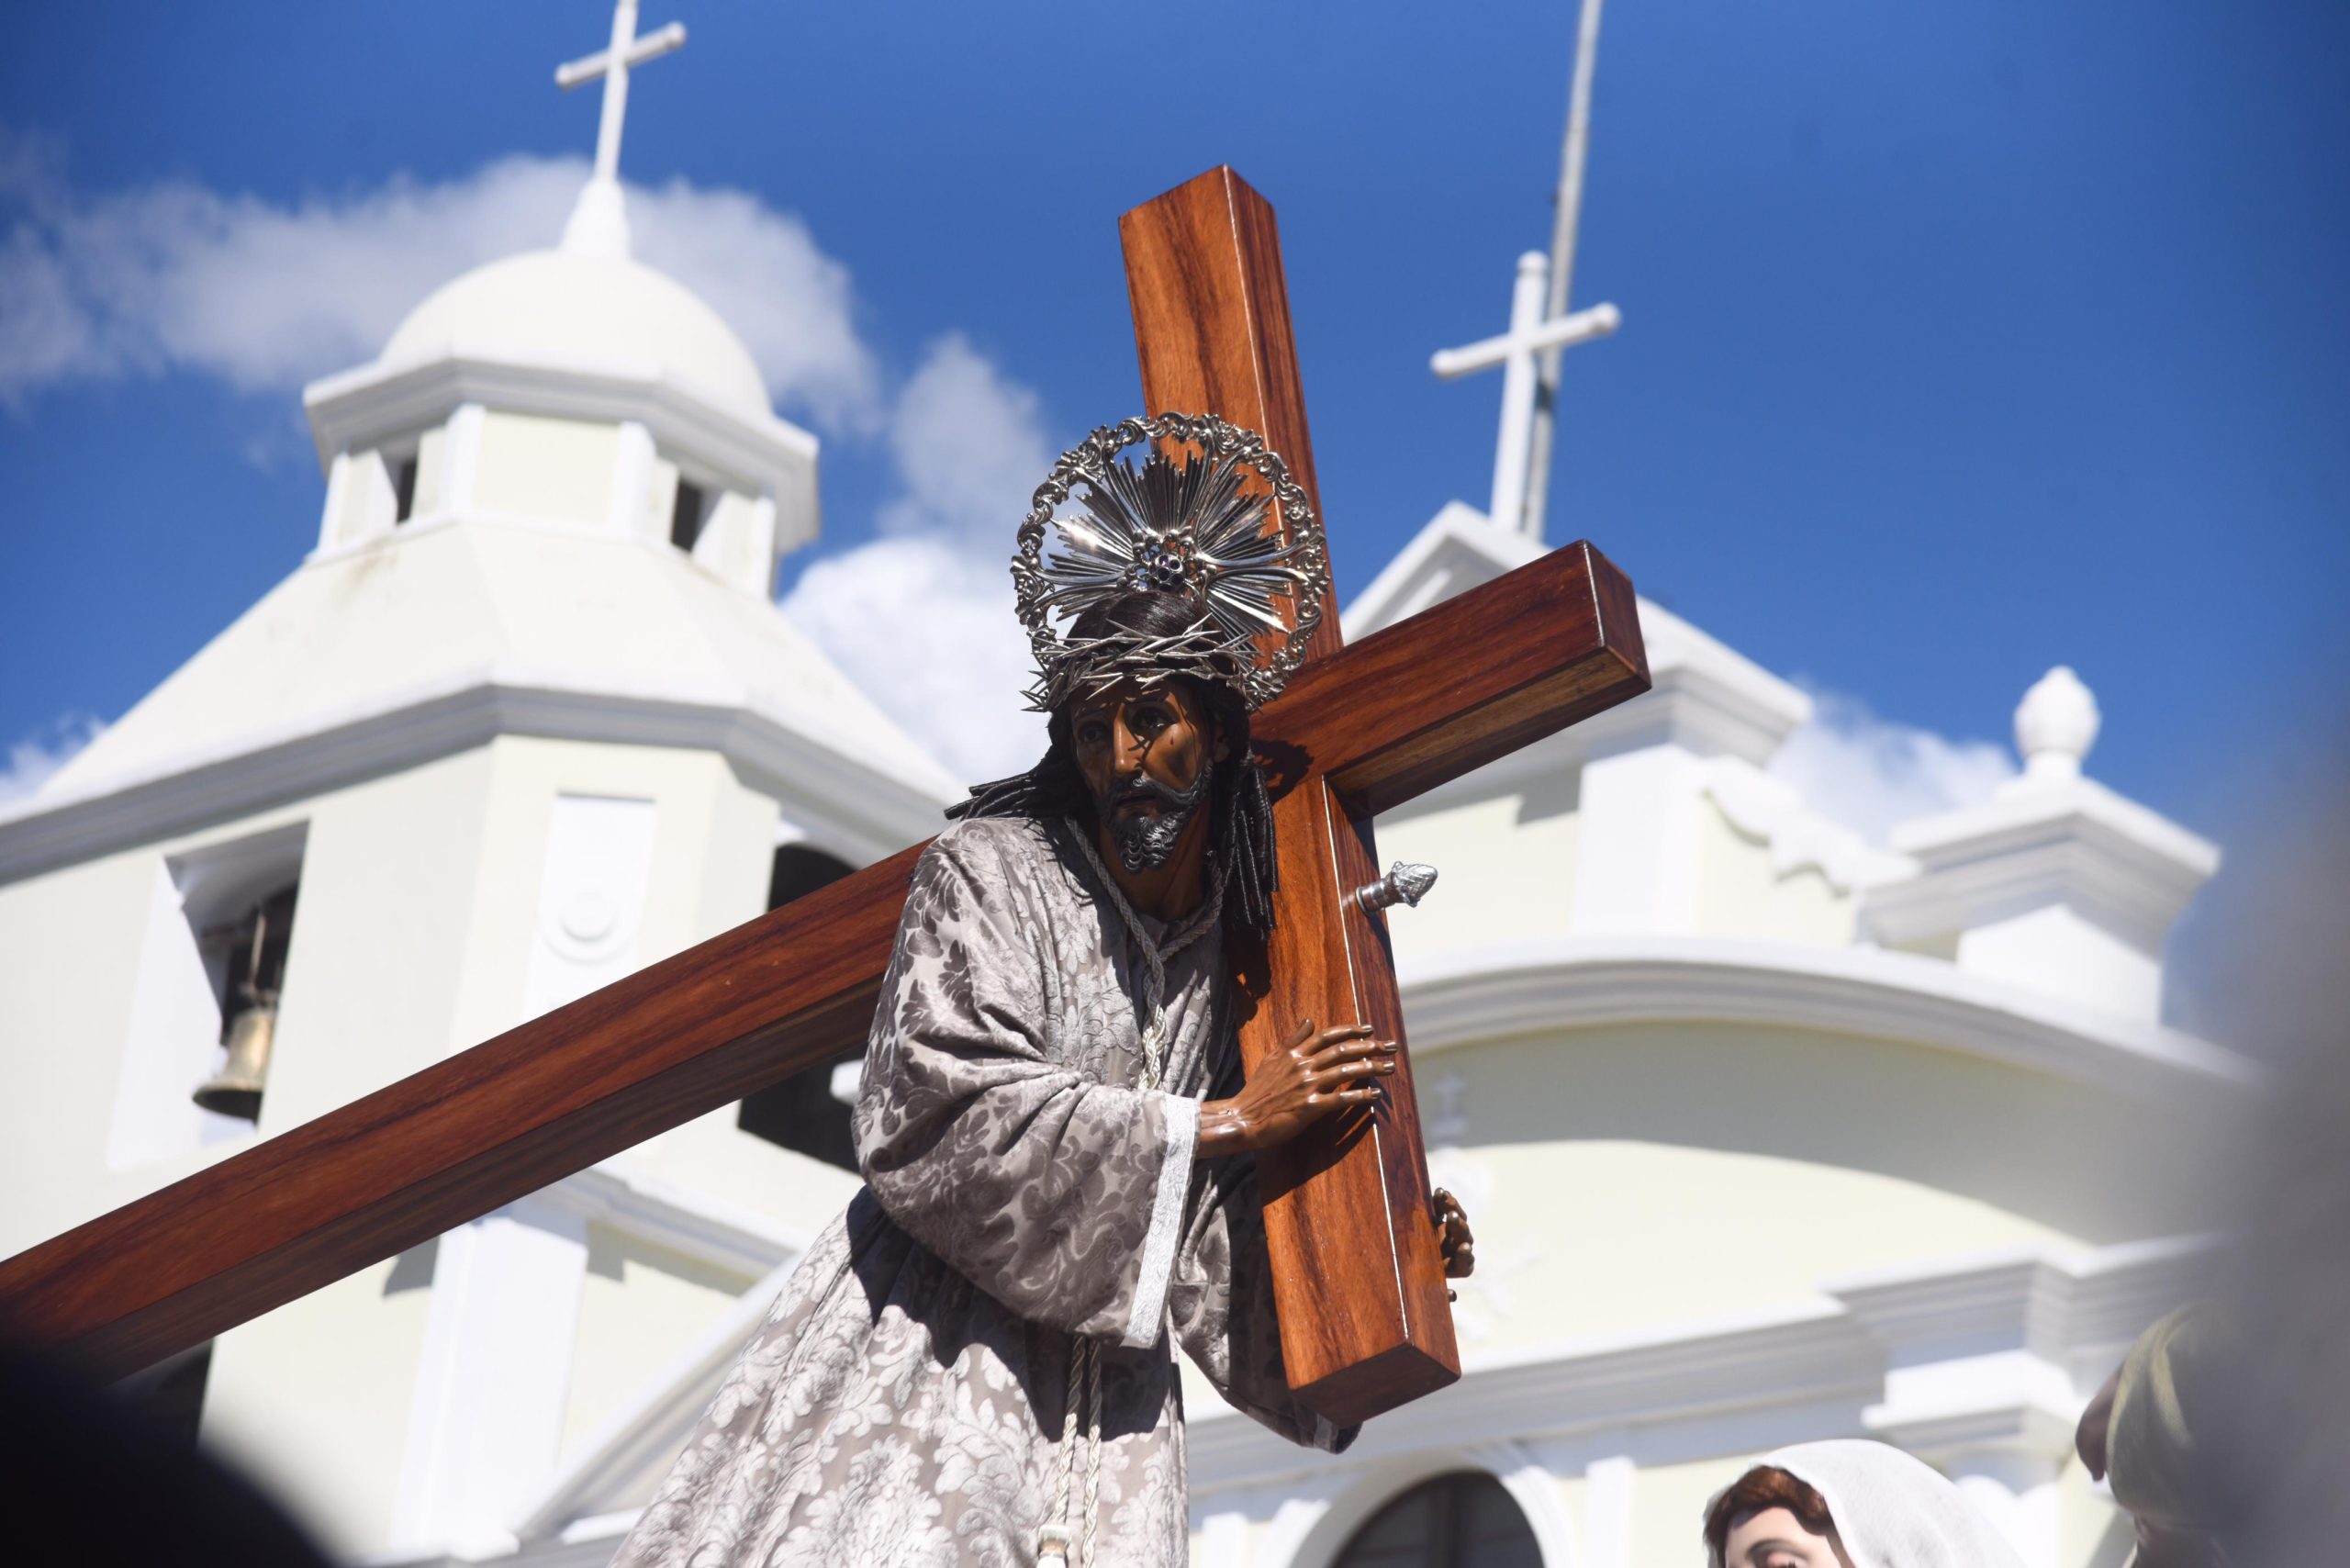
(383, 248, 769, 413)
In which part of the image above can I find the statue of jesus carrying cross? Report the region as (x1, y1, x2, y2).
(0, 164, 1648, 1568)
(614, 418, 1475, 1568)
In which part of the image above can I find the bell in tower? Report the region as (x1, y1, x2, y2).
(193, 885, 299, 1122)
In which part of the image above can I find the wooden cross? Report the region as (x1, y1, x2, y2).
(0, 168, 1647, 1428)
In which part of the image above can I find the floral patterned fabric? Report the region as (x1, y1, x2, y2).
(614, 817, 1347, 1568)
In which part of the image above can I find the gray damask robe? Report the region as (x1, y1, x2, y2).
(615, 816, 1348, 1568)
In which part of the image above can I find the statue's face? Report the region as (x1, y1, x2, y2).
(1719, 1509, 1853, 1568)
(1069, 679, 1229, 874)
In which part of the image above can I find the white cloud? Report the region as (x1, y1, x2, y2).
(876, 334, 1052, 543)
(0, 140, 877, 424)
(628, 177, 877, 431)
(0, 713, 105, 806)
(782, 337, 1056, 784)
(1767, 685, 2015, 845)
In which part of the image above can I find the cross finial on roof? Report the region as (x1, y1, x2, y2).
(554, 0, 688, 257)
(1430, 254, 1618, 540)
(1430, 0, 1620, 543)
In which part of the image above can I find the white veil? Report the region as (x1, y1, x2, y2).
(1730, 1440, 2029, 1568)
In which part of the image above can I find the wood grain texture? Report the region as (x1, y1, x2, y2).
(1127, 169, 1452, 1422)
(0, 846, 923, 1381)
(0, 169, 1648, 1395)
(1120, 166, 1338, 666)
(1286, 540, 1649, 817)
(0, 543, 1643, 1385)
(1123, 169, 1649, 1422)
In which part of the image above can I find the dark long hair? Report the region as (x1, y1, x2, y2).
(950, 590, 1281, 938)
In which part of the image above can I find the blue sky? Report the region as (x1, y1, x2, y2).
(2, 1, 2344, 1007)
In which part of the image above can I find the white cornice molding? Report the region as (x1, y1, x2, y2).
(532, 1159, 808, 1282)
(302, 345, 821, 555)
(1826, 1238, 2210, 1462)
(485, 1162, 813, 1558)
(1863, 778, 2221, 952)
(1189, 1299, 1881, 1496)
(1699, 755, 1915, 895)
(0, 662, 957, 886)
(1823, 1235, 2210, 1365)
(1187, 1237, 2210, 1500)
(505, 1257, 800, 1549)
(1397, 935, 2254, 1100)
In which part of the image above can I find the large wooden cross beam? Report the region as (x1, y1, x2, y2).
(0, 169, 1648, 1423)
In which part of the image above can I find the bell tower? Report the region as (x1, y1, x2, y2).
(0, 6, 954, 1555)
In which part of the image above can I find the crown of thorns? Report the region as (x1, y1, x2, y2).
(1012, 412, 1330, 712)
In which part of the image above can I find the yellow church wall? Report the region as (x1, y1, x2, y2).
(255, 748, 501, 1131)
(1457, 1019, 2197, 1245)
(1455, 1137, 2070, 1352)
(699, 489, 767, 584)
(1691, 798, 1855, 946)
(647, 453, 683, 534)
(202, 1252, 439, 1562)
(2066, 1474, 2137, 1566)
(1545, 1472, 1591, 1564)
(472, 410, 621, 524)
(441, 735, 777, 1056)
(178, 753, 507, 1559)
(1375, 783, 1580, 959)
(0, 729, 821, 1557)
(328, 447, 390, 545)
(561, 1224, 756, 1461)
(697, 754, 785, 946)
(1628, 1452, 1750, 1565)
(0, 846, 201, 1250)
(439, 734, 861, 1231)
(637, 1103, 866, 1240)
(0, 751, 497, 1250)
(1417, 1019, 2202, 1356)
(412, 421, 449, 519)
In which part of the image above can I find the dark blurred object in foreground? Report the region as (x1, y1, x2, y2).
(2078, 735, 2350, 1566)
(0, 1337, 330, 1566)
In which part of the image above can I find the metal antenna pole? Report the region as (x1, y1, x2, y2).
(1519, 0, 1605, 543)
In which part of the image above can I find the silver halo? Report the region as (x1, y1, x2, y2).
(1012, 412, 1330, 712)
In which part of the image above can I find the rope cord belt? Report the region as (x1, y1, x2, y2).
(1067, 821, 1223, 1089)
(1038, 822, 1224, 1566)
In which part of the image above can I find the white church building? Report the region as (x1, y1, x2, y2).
(0, 15, 2243, 1567)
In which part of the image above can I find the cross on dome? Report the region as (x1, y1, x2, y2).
(553, 0, 688, 257)
(1430, 253, 1619, 541)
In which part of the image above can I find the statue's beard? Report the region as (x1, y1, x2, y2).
(1095, 761, 1213, 874)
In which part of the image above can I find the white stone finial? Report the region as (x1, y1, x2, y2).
(2010, 666, 2099, 790)
(553, 0, 688, 257)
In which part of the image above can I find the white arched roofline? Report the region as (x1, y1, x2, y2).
(0, 660, 957, 887)
(1397, 935, 2252, 1103)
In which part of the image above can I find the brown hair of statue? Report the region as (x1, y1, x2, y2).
(1702, 1465, 1838, 1565)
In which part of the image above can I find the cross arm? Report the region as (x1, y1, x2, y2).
(555, 21, 686, 88)
(0, 544, 1644, 1384)
(1428, 301, 1622, 380)
(1274, 538, 1644, 814)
